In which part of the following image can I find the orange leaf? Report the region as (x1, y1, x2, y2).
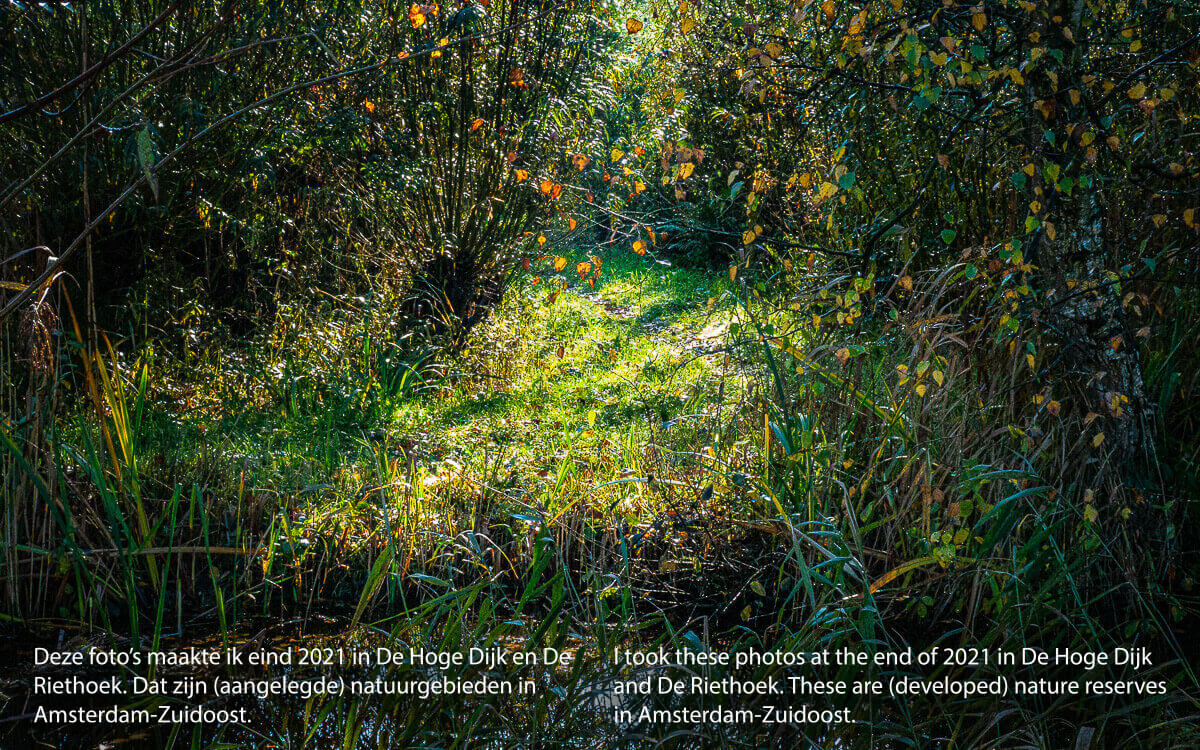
(632, 240, 647, 255)
(514, 169, 529, 182)
(568, 217, 578, 231)
(553, 256, 567, 272)
(471, 118, 485, 131)
(409, 3, 438, 27)
(364, 101, 376, 113)
(626, 18, 643, 34)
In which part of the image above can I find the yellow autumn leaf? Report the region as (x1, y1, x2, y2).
(611, 148, 624, 162)
(553, 256, 567, 272)
(678, 162, 695, 179)
(742, 230, 756, 245)
(626, 18, 643, 34)
(632, 239, 647, 255)
(971, 10, 986, 31)
(1128, 83, 1146, 100)
(681, 18, 695, 34)
(817, 181, 838, 200)
(1092, 432, 1105, 447)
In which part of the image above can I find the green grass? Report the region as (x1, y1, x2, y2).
(114, 250, 739, 506)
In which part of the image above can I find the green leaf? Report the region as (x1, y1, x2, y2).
(940, 229, 957, 244)
(137, 127, 158, 200)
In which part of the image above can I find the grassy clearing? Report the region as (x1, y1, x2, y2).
(31, 249, 773, 626)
